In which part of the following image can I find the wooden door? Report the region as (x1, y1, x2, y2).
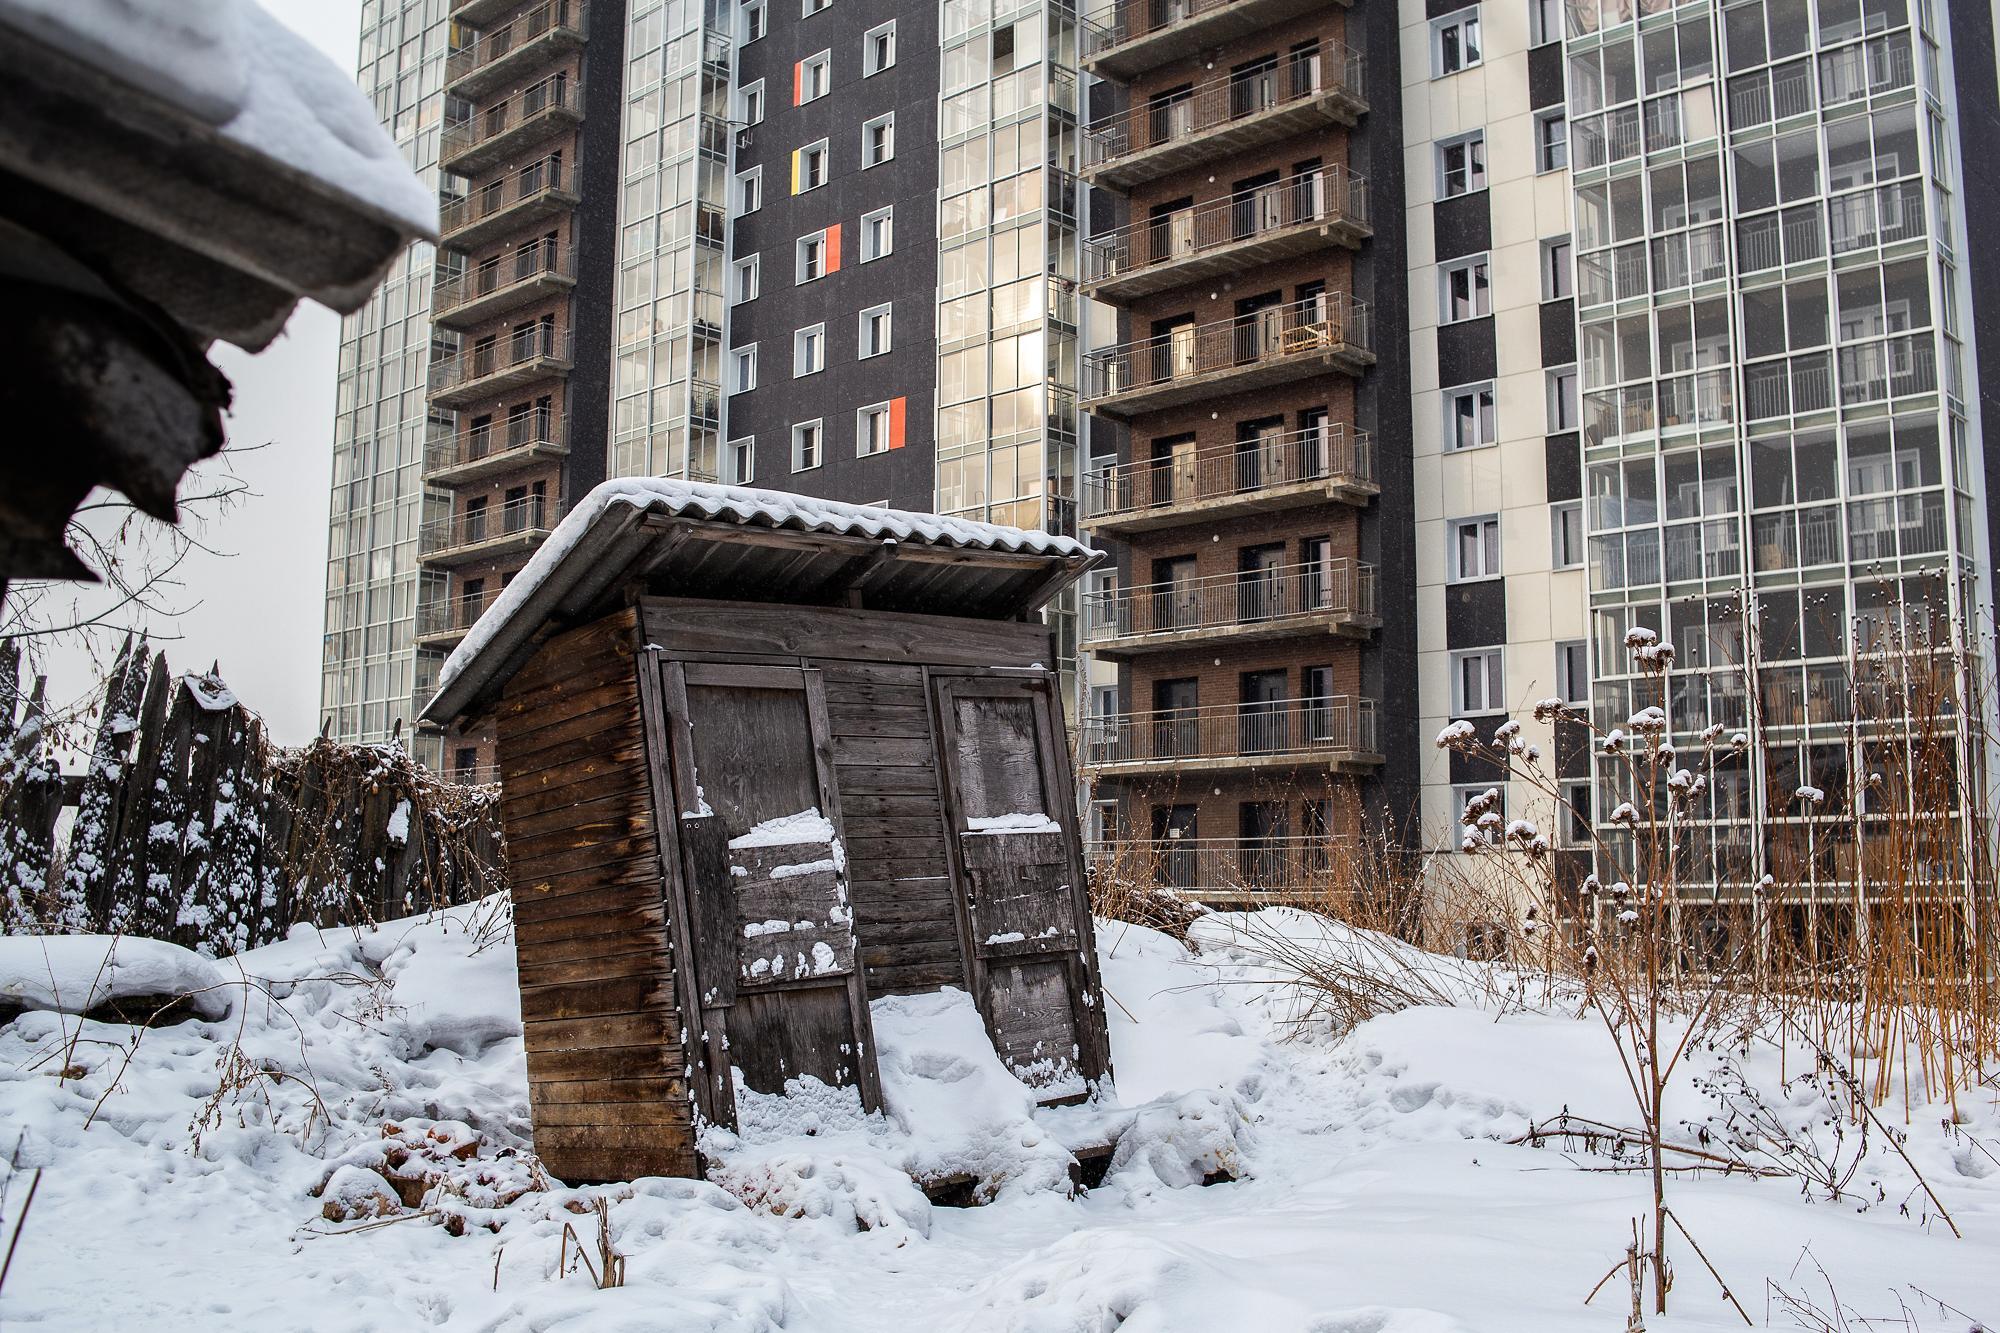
(930, 672, 1112, 1101)
(655, 660, 881, 1132)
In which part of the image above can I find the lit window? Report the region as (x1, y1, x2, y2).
(1448, 514, 1501, 581)
(1444, 382, 1497, 450)
(863, 113, 895, 167)
(857, 402, 891, 455)
(1440, 255, 1491, 323)
(732, 254, 760, 304)
(1431, 8, 1482, 77)
(1551, 501, 1584, 568)
(794, 324, 825, 376)
(1536, 111, 1568, 172)
(792, 419, 823, 471)
(1437, 132, 1487, 198)
(730, 344, 758, 393)
(860, 207, 893, 261)
(1450, 648, 1505, 714)
(736, 166, 762, 215)
(859, 304, 892, 357)
(864, 21, 896, 74)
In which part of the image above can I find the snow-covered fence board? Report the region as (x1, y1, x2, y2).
(0, 640, 506, 952)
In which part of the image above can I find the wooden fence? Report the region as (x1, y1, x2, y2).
(0, 638, 506, 955)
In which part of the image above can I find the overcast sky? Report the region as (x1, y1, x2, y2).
(38, 0, 366, 748)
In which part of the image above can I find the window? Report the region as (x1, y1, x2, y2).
(794, 323, 825, 376)
(1551, 501, 1584, 568)
(739, 79, 765, 126)
(798, 52, 830, 103)
(1556, 640, 1589, 704)
(1559, 780, 1591, 846)
(859, 303, 892, 357)
(1541, 236, 1573, 300)
(864, 20, 896, 74)
(860, 206, 893, 261)
(792, 419, 823, 471)
(1528, 0, 1560, 45)
(736, 166, 762, 215)
(796, 231, 828, 282)
(1455, 784, 1506, 847)
(862, 113, 895, 167)
(804, 0, 828, 13)
(1535, 110, 1568, 172)
(796, 139, 829, 191)
(732, 254, 760, 304)
(742, 0, 765, 43)
(1444, 382, 1497, 450)
(726, 435, 754, 485)
(857, 402, 892, 455)
(730, 344, 758, 393)
(1437, 132, 1487, 198)
(1440, 255, 1491, 323)
(1451, 648, 1505, 714)
(1431, 8, 1482, 77)
(1449, 514, 1502, 581)
(1548, 365, 1579, 431)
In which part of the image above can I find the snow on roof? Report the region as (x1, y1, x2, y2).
(0, 0, 435, 237)
(434, 477, 1100, 698)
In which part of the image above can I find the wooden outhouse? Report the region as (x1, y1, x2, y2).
(422, 479, 1114, 1184)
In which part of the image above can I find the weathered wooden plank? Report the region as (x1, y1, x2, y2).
(509, 832, 662, 881)
(870, 937, 963, 966)
(501, 768, 646, 822)
(680, 813, 737, 1009)
(538, 1145, 698, 1185)
(980, 958, 1081, 1090)
(499, 737, 650, 794)
(511, 875, 665, 931)
(529, 1076, 686, 1105)
(828, 736, 933, 768)
(866, 962, 966, 996)
(725, 986, 865, 1096)
(502, 790, 653, 844)
(841, 815, 951, 842)
(502, 610, 639, 696)
(846, 833, 947, 862)
(851, 916, 960, 945)
(530, 1124, 695, 1155)
(849, 896, 959, 926)
(825, 704, 932, 739)
(836, 793, 941, 820)
(496, 679, 636, 740)
(821, 680, 928, 708)
(810, 659, 926, 687)
(833, 764, 940, 795)
(847, 875, 954, 900)
(516, 949, 668, 991)
(518, 973, 675, 1022)
(528, 1098, 690, 1129)
(524, 1043, 683, 1085)
(499, 701, 644, 769)
(642, 599, 1052, 669)
(843, 852, 950, 881)
(525, 1010, 679, 1052)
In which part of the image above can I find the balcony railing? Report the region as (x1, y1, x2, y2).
(1087, 835, 1357, 901)
(441, 76, 582, 174)
(1078, 0, 1342, 81)
(1082, 558, 1376, 650)
(1081, 293, 1371, 415)
(438, 155, 578, 247)
(425, 408, 569, 481)
(1083, 424, 1374, 531)
(420, 494, 565, 561)
(1083, 168, 1369, 299)
(432, 242, 577, 326)
(1081, 44, 1365, 189)
(445, 1, 586, 97)
(430, 326, 573, 404)
(416, 587, 504, 642)
(1083, 696, 1378, 771)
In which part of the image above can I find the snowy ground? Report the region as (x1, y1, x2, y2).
(0, 904, 1995, 1332)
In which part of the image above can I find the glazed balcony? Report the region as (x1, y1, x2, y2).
(1083, 169, 1370, 302)
(429, 327, 573, 408)
(1086, 835, 1357, 903)
(1083, 424, 1375, 536)
(1081, 46, 1365, 192)
(1081, 558, 1378, 657)
(419, 494, 565, 566)
(444, 1, 586, 100)
(441, 76, 583, 176)
(438, 155, 578, 250)
(424, 408, 569, 486)
(415, 586, 503, 648)
(432, 243, 577, 330)
(1079, 0, 1350, 82)
(1080, 293, 1372, 418)
(1082, 696, 1381, 777)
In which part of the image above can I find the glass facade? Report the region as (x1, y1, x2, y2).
(1564, 0, 1988, 896)
(608, 0, 734, 482)
(324, 0, 451, 760)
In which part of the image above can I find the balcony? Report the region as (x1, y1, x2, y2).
(430, 327, 573, 408)
(420, 494, 565, 566)
(1082, 696, 1381, 777)
(1081, 46, 1365, 192)
(438, 155, 579, 250)
(415, 586, 503, 648)
(1087, 835, 1356, 903)
(441, 76, 583, 176)
(425, 408, 569, 486)
(1085, 425, 1374, 536)
(1079, 0, 1348, 82)
(445, 1, 586, 100)
(1082, 558, 1378, 657)
(1084, 169, 1370, 302)
(452, 0, 529, 26)
(1081, 293, 1372, 418)
(432, 243, 577, 330)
